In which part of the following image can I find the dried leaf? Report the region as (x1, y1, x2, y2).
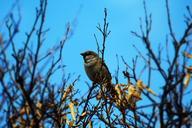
(79, 111, 88, 121)
(80, 111, 87, 118)
(183, 52, 192, 59)
(89, 120, 93, 128)
(183, 73, 191, 89)
(126, 84, 142, 107)
(69, 102, 76, 121)
(136, 80, 157, 96)
(19, 107, 26, 115)
(26, 106, 30, 115)
(114, 98, 120, 107)
(19, 105, 30, 116)
(132, 91, 142, 100)
(145, 88, 157, 96)
(136, 80, 145, 90)
(36, 101, 43, 109)
(69, 121, 74, 127)
(12, 124, 18, 128)
(66, 116, 74, 127)
(128, 84, 136, 94)
(127, 85, 141, 102)
(186, 66, 192, 73)
(36, 102, 42, 118)
(47, 103, 54, 108)
(96, 92, 102, 100)
(115, 84, 122, 99)
(62, 85, 73, 101)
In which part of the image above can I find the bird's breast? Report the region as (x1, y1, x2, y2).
(84, 60, 111, 84)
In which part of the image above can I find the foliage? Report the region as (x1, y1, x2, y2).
(0, 0, 192, 127)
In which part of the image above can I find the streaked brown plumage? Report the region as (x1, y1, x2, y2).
(80, 51, 111, 85)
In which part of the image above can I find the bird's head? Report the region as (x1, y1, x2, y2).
(80, 51, 99, 64)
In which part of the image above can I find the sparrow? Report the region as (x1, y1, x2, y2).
(80, 51, 112, 86)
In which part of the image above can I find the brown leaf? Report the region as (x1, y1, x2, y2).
(183, 52, 192, 59)
(19, 107, 26, 115)
(36, 101, 43, 109)
(183, 73, 191, 89)
(62, 85, 73, 102)
(186, 66, 192, 73)
(89, 120, 93, 128)
(69, 121, 74, 127)
(96, 92, 102, 100)
(115, 84, 122, 100)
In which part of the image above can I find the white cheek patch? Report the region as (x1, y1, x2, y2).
(85, 57, 97, 64)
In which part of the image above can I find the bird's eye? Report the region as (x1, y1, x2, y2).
(86, 52, 91, 55)
(85, 55, 92, 60)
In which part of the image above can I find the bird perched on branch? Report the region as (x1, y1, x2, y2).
(80, 51, 112, 87)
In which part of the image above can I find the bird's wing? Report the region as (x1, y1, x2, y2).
(100, 58, 112, 80)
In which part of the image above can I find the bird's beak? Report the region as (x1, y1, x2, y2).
(80, 52, 85, 56)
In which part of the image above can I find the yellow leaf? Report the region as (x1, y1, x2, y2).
(127, 85, 142, 103)
(146, 88, 157, 96)
(116, 99, 122, 107)
(79, 111, 87, 120)
(183, 73, 191, 89)
(62, 85, 73, 101)
(132, 91, 142, 100)
(126, 92, 140, 108)
(136, 80, 145, 90)
(115, 84, 122, 99)
(69, 102, 76, 121)
(126, 93, 131, 102)
(82, 112, 87, 116)
(136, 80, 157, 96)
(128, 84, 136, 94)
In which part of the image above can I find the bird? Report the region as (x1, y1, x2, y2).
(80, 50, 112, 87)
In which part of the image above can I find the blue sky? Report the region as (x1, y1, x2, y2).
(1, 0, 192, 115)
